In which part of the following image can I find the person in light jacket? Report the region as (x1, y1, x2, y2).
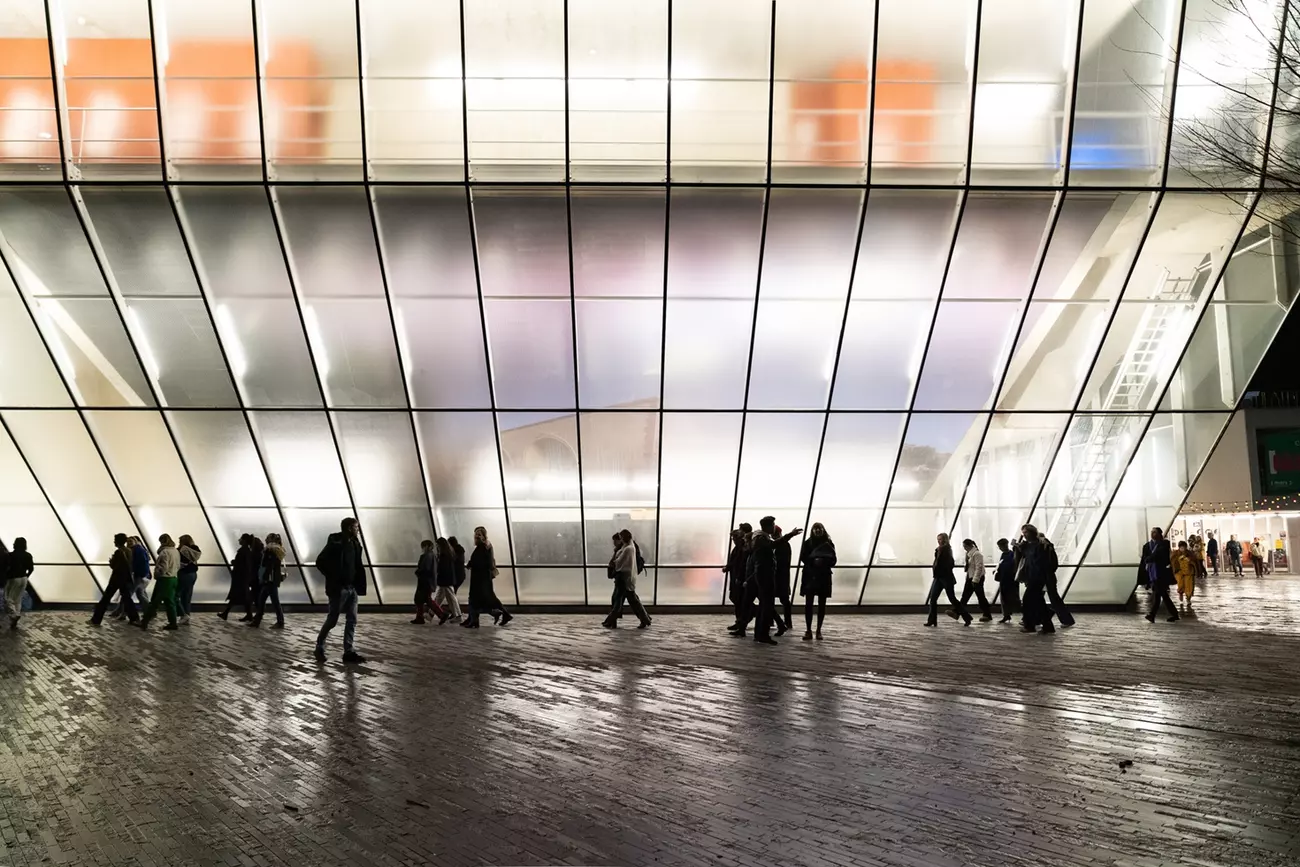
(1250, 538, 1266, 577)
(603, 528, 651, 629)
(926, 533, 971, 627)
(1173, 539, 1197, 607)
(175, 535, 201, 625)
(137, 534, 181, 631)
(434, 537, 462, 623)
(251, 533, 287, 628)
(956, 539, 993, 622)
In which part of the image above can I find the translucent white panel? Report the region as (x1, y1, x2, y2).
(1069, 0, 1180, 184)
(831, 300, 932, 409)
(393, 298, 492, 408)
(747, 300, 844, 410)
(655, 567, 724, 605)
(208, 300, 322, 406)
(166, 411, 276, 508)
(333, 411, 426, 507)
(657, 509, 733, 566)
(0, 425, 80, 562)
(760, 190, 863, 300)
(356, 508, 434, 565)
(191, 566, 257, 606)
(568, 0, 669, 180)
(671, 0, 772, 182)
(969, 0, 1078, 183)
(575, 299, 661, 409)
(961, 413, 1069, 509)
(361, 0, 464, 180)
(80, 188, 200, 298)
(770, 0, 874, 181)
(28, 298, 156, 407)
(0, 0, 59, 179)
(284, 507, 371, 600)
(851, 190, 961, 300)
(484, 299, 575, 409)
(570, 191, 665, 297)
(810, 414, 907, 565)
(276, 188, 384, 298)
(950, 509, 1029, 557)
(580, 412, 659, 563)
(945, 194, 1055, 298)
(872, 0, 976, 182)
(997, 302, 1112, 411)
(0, 189, 108, 297)
(415, 412, 506, 510)
(657, 413, 741, 565)
(0, 265, 72, 406)
(131, 506, 219, 564)
(473, 190, 569, 297)
(499, 411, 582, 565)
(28, 565, 99, 603)
(304, 299, 406, 407)
(373, 188, 477, 298)
(1105, 412, 1229, 519)
(1032, 193, 1145, 301)
(123, 299, 239, 407)
(3, 410, 137, 562)
(517, 568, 584, 603)
(861, 567, 930, 604)
(666, 189, 764, 300)
(205, 507, 289, 563)
(874, 413, 987, 565)
(912, 301, 1022, 410)
(83, 411, 195, 506)
(251, 412, 351, 507)
(662, 299, 753, 409)
(1061, 565, 1136, 604)
(734, 413, 823, 523)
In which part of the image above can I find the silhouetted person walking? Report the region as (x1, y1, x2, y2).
(251, 533, 287, 628)
(1017, 524, 1058, 633)
(434, 538, 462, 622)
(314, 517, 368, 663)
(603, 529, 651, 629)
(176, 535, 200, 625)
(1206, 532, 1219, 575)
(723, 528, 749, 633)
(1139, 527, 1179, 623)
(993, 537, 1019, 623)
(463, 526, 511, 628)
(926, 533, 970, 627)
(1225, 535, 1243, 576)
(137, 535, 180, 631)
(799, 523, 836, 640)
(3, 537, 33, 628)
(90, 534, 137, 625)
(771, 524, 801, 635)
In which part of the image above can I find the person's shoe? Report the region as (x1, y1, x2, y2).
(179, 615, 191, 626)
(271, 621, 285, 629)
(314, 646, 327, 662)
(602, 619, 617, 629)
(775, 621, 787, 637)
(979, 615, 993, 622)
(815, 631, 823, 641)
(342, 651, 366, 664)
(924, 621, 937, 628)
(1039, 624, 1056, 634)
(238, 614, 252, 622)
(491, 612, 501, 625)
(88, 618, 101, 627)
(729, 628, 747, 637)
(963, 617, 973, 626)
(460, 619, 478, 629)
(135, 620, 149, 630)
(8, 616, 19, 629)
(112, 612, 126, 621)
(438, 612, 449, 625)
(1144, 614, 1156, 622)
(726, 624, 744, 634)
(637, 620, 651, 629)
(163, 623, 179, 631)
(945, 609, 959, 620)
(249, 618, 261, 628)
(1166, 616, 1179, 622)
(755, 635, 777, 645)
(498, 612, 513, 627)
(999, 616, 1011, 624)
(218, 610, 229, 621)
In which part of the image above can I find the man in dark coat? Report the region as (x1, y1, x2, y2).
(733, 516, 780, 644)
(926, 532, 971, 627)
(771, 524, 802, 635)
(723, 529, 749, 633)
(89, 533, 138, 625)
(1018, 524, 1058, 633)
(1138, 527, 1179, 623)
(314, 517, 368, 663)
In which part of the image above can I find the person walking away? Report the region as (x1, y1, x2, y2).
(957, 539, 993, 622)
(1040, 533, 1075, 628)
(434, 537, 462, 623)
(4, 538, 34, 628)
(1190, 535, 1207, 579)
(1138, 527, 1179, 622)
(242, 533, 265, 621)
(993, 538, 1020, 623)
(137, 535, 181, 631)
(1017, 525, 1058, 633)
(926, 533, 971, 627)
(314, 518, 367, 662)
(1206, 532, 1219, 575)
(603, 528, 652, 629)
(220, 535, 252, 620)
(1173, 539, 1197, 609)
(771, 525, 802, 636)
(90, 534, 138, 625)
(175, 535, 201, 625)
(251, 533, 287, 628)
(1225, 535, 1243, 576)
(463, 526, 511, 628)
(114, 535, 151, 620)
(723, 529, 749, 633)
(736, 517, 780, 644)
(448, 536, 467, 596)
(0, 539, 9, 620)
(798, 523, 836, 640)
(411, 540, 446, 624)
(1250, 538, 1265, 577)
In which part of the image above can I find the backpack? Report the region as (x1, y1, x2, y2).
(634, 542, 646, 575)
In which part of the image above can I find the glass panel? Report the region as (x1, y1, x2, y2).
(29, 565, 99, 603)
(414, 412, 509, 558)
(663, 189, 764, 409)
(945, 193, 1056, 299)
(82, 410, 192, 505)
(250, 411, 351, 506)
(831, 300, 932, 409)
(484, 298, 575, 409)
(658, 413, 742, 566)
(733, 413, 823, 532)
(360, 0, 463, 180)
(0, 423, 80, 562)
(120, 298, 238, 407)
(748, 190, 862, 410)
(961, 413, 1069, 509)
(276, 187, 384, 298)
(655, 567, 725, 605)
(357, 509, 433, 565)
(131, 505, 220, 566)
(156, 0, 261, 180)
(671, 0, 772, 182)
(575, 299, 661, 409)
(394, 298, 489, 408)
(0, 188, 107, 297)
(303, 299, 407, 407)
(206, 507, 288, 563)
(176, 187, 323, 406)
(0, 0, 59, 178)
(1070, 0, 1180, 185)
(811, 414, 907, 566)
(517, 567, 584, 603)
(872, 0, 976, 183)
(580, 412, 659, 564)
(771, 0, 874, 182)
(499, 412, 582, 565)
(333, 412, 425, 507)
(571, 189, 665, 298)
(79, 187, 199, 298)
(568, 0, 668, 181)
(912, 300, 1022, 410)
(1062, 565, 1135, 604)
(259, 0, 362, 180)
(861, 566, 930, 604)
(473, 189, 569, 298)
(1079, 194, 1249, 414)
(1031, 413, 1150, 563)
(969, 0, 1078, 184)
(874, 413, 987, 565)
(463, 0, 565, 180)
(284, 507, 371, 600)
(0, 256, 72, 406)
(166, 410, 276, 507)
(58, 0, 162, 179)
(3, 410, 137, 562)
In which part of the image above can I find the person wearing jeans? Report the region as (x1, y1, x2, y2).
(175, 536, 201, 625)
(926, 533, 971, 627)
(113, 536, 151, 620)
(315, 517, 367, 663)
(90, 534, 138, 626)
(251, 533, 287, 628)
(958, 539, 993, 622)
(137, 535, 180, 631)
(602, 529, 651, 629)
(4, 537, 34, 628)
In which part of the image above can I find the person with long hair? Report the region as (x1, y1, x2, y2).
(411, 539, 447, 624)
(434, 537, 462, 623)
(251, 532, 287, 628)
(3, 537, 34, 628)
(112, 535, 151, 620)
(448, 536, 467, 597)
(462, 526, 511, 628)
(176, 535, 201, 625)
(798, 523, 837, 640)
(220, 534, 252, 621)
(925, 532, 971, 628)
(90, 533, 138, 625)
(137, 534, 180, 631)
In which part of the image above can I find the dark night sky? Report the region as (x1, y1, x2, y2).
(1248, 302, 1300, 392)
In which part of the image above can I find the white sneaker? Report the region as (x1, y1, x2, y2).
(179, 615, 191, 626)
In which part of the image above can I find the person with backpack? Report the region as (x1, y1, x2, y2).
(251, 533, 287, 628)
(603, 528, 651, 629)
(1225, 535, 1244, 576)
(434, 537, 462, 623)
(175, 535, 201, 625)
(90, 534, 138, 626)
(993, 537, 1019, 624)
(112, 535, 151, 620)
(3, 537, 34, 629)
(137, 534, 180, 631)
(1139, 527, 1179, 623)
(314, 517, 367, 662)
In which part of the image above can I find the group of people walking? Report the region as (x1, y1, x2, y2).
(723, 517, 837, 644)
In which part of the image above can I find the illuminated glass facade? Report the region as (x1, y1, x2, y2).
(0, 0, 1296, 606)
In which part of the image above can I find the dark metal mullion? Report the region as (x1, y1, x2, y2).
(857, 192, 969, 603)
(250, 0, 271, 182)
(719, 2, 779, 605)
(0, 405, 1257, 415)
(353, 0, 370, 182)
(562, 0, 591, 602)
(1256, 0, 1292, 188)
(261, 186, 380, 603)
(1065, 194, 1260, 595)
(1158, 0, 1192, 188)
(651, 0, 672, 607)
(1057, 0, 1089, 182)
(144, 0, 170, 181)
(165, 188, 313, 603)
(458, 0, 521, 604)
(960, 0, 984, 185)
(40, 0, 72, 181)
(944, 192, 1067, 546)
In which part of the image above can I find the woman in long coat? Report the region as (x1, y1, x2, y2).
(798, 523, 837, 641)
(462, 526, 513, 628)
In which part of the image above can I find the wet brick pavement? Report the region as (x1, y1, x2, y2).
(1, 575, 1298, 866)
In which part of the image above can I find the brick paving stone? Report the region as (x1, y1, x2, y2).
(1, 574, 1299, 866)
